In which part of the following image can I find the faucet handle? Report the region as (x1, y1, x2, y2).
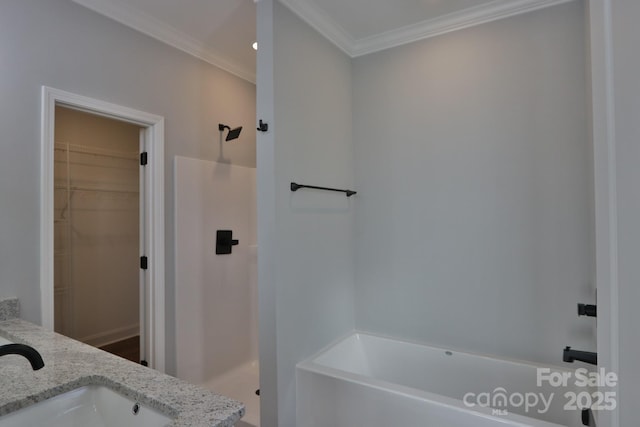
(577, 303, 597, 317)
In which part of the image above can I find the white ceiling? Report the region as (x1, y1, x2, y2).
(297, 0, 493, 40)
(72, 0, 573, 83)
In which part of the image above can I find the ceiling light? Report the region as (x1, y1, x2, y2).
(252, 42, 258, 51)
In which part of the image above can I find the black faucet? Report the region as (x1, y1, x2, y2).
(563, 346, 597, 366)
(0, 344, 45, 370)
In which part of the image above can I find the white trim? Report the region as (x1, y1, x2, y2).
(280, 0, 576, 57)
(139, 128, 148, 367)
(40, 89, 56, 335)
(78, 324, 140, 348)
(40, 86, 166, 372)
(71, 0, 256, 84)
(588, 0, 619, 426)
(70, 0, 573, 76)
(256, 1, 278, 425)
(350, 0, 576, 57)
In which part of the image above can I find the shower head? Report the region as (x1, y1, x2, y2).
(218, 123, 243, 141)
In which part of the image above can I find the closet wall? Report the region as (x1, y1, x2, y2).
(54, 106, 141, 347)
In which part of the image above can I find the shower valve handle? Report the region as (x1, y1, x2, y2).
(216, 230, 239, 255)
(577, 303, 597, 317)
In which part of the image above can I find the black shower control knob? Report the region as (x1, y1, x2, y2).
(577, 303, 597, 317)
(216, 230, 239, 255)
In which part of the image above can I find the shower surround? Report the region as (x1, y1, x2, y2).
(174, 156, 258, 386)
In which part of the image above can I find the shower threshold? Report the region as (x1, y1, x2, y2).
(202, 360, 260, 427)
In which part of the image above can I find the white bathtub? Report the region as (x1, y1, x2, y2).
(297, 333, 593, 427)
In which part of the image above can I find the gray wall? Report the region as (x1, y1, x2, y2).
(0, 0, 256, 374)
(611, 0, 640, 423)
(352, 1, 595, 365)
(257, 2, 356, 426)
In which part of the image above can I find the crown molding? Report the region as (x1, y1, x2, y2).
(72, 0, 575, 76)
(280, 0, 576, 58)
(277, 0, 355, 56)
(351, 0, 576, 56)
(72, 0, 256, 83)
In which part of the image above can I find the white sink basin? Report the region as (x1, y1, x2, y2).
(0, 385, 173, 427)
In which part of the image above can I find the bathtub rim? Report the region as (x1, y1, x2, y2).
(296, 330, 588, 427)
(300, 330, 586, 375)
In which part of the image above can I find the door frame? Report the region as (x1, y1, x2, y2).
(40, 86, 166, 372)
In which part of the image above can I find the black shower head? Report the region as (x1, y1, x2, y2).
(218, 123, 243, 141)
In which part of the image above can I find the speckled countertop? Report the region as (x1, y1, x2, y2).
(0, 318, 244, 426)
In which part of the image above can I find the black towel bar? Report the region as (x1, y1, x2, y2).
(290, 182, 356, 197)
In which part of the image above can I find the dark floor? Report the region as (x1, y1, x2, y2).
(99, 336, 140, 363)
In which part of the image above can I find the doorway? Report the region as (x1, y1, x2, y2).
(53, 106, 142, 362)
(41, 86, 166, 371)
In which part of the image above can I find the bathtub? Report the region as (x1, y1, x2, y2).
(297, 333, 594, 427)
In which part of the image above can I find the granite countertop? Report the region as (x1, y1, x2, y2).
(0, 318, 244, 426)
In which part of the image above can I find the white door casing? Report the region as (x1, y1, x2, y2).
(40, 86, 166, 372)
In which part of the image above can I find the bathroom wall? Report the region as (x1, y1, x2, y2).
(0, 0, 256, 374)
(610, 0, 640, 423)
(257, 2, 356, 426)
(54, 107, 140, 346)
(352, 1, 594, 365)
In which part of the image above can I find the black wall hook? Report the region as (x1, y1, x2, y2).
(257, 120, 269, 132)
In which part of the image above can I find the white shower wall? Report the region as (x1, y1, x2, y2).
(352, 2, 593, 366)
(174, 156, 257, 385)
